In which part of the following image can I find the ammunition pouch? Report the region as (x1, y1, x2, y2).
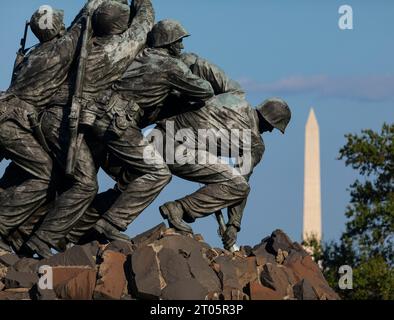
(106, 93, 143, 138)
(80, 91, 143, 139)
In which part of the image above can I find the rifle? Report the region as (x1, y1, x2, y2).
(65, 13, 91, 177)
(12, 21, 30, 82)
(215, 210, 239, 253)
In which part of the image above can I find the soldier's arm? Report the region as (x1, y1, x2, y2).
(69, 0, 118, 29)
(115, 0, 155, 63)
(167, 60, 215, 102)
(181, 52, 246, 98)
(63, 0, 109, 58)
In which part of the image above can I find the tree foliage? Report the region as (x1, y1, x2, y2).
(320, 123, 394, 300)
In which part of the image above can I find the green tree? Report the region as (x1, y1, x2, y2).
(321, 123, 394, 300)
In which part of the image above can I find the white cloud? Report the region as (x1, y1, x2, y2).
(238, 75, 394, 102)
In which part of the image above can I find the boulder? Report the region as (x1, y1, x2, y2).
(203, 248, 221, 263)
(157, 234, 220, 294)
(94, 250, 127, 300)
(254, 230, 308, 263)
(221, 287, 249, 300)
(12, 258, 38, 273)
(35, 266, 95, 300)
(0, 288, 31, 300)
(39, 242, 98, 268)
(157, 247, 192, 284)
(103, 240, 134, 256)
(293, 279, 319, 300)
(214, 256, 242, 290)
(157, 234, 211, 254)
(0, 228, 339, 301)
(240, 245, 253, 257)
(130, 244, 162, 299)
(54, 268, 97, 300)
(4, 269, 38, 289)
(232, 256, 259, 289)
(260, 263, 296, 297)
(161, 279, 208, 300)
(284, 251, 339, 300)
(248, 281, 282, 300)
(252, 241, 277, 266)
(0, 254, 20, 267)
(131, 223, 166, 248)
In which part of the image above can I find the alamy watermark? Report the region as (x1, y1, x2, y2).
(144, 120, 253, 177)
(338, 5, 354, 30)
(338, 265, 353, 290)
(38, 265, 53, 290)
(37, 5, 55, 30)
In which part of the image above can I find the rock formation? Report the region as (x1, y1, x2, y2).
(0, 224, 339, 300)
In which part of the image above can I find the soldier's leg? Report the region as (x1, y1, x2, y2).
(66, 142, 125, 244)
(0, 120, 54, 244)
(160, 146, 250, 231)
(25, 108, 98, 253)
(97, 125, 172, 231)
(0, 163, 60, 253)
(67, 188, 121, 244)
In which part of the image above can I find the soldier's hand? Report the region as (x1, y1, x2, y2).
(222, 225, 238, 250)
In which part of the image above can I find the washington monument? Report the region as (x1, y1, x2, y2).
(303, 108, 322, 243)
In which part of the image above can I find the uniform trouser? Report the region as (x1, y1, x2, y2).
(67, 114, 171, 242)
(0, 119, 54, 238)
(31, 106, 98, 249)
(165, 142, 250, 226)
(0, 163, 57, 251)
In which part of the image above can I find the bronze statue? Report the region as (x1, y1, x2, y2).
(0, 2, 292, 258)
(23, 0, 156, 258)
(0, 0, 109, 255)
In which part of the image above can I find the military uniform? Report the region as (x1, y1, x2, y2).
(157, 53, 291, 245)
(29, 0, 161, 249)
(114, 47, 216, 126)
(0, 1, 105, 249)
(160, 53, 264, 231)
(68, 42, 215, 242)
(0, 94, 53, 242)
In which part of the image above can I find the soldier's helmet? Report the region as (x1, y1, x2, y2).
(30, 6, 65, 43)
(257, 98, 292, 134)
(149, 19, 190, 48)
(92, 1, 130, 37)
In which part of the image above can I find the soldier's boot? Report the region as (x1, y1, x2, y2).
(0, 236, 12, 253)
(159, 201, 193, 234)
(93, 218, 131, 243)
(23, 235, 53, 259)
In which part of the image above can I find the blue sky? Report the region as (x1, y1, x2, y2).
(0, 1, 393, 248)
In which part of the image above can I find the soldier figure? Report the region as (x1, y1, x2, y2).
(0, 0, 107, 254)
(146, 22, 292, 250)
(159, 96, 291, 250)
(23, 0, 157, 257)
(0, 3, 293, 256)
(67, 19, 215, 244)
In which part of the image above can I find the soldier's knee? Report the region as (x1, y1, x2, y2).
(232, 176, 250, 197)
(146, 159, 172, 187)
(156, 164, 172, 185)
(79, 176, 99, 195)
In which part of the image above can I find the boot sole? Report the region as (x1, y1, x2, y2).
(159, 204, 193, 234)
